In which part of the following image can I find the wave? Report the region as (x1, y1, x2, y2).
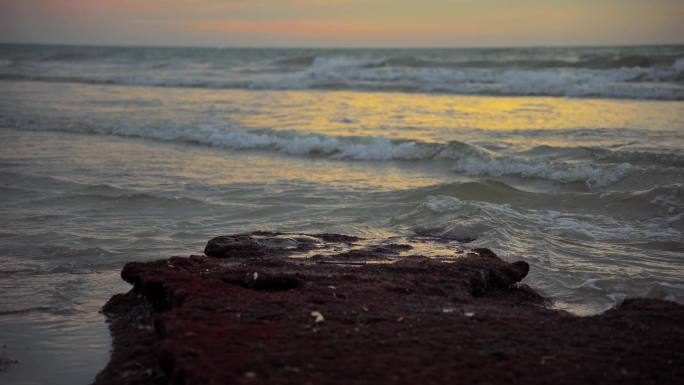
(311, 56, 387, 69)
(401, 194, 682, 243)
(272, 54, 317, 67)
(2, 47, 684, 100)
(397, 180, 684, 222)
(0, 73, 251, 89)
(6, 45, 683, 70)
(0, 306, 56, 316)
(50, 121, 491, 161)
(519, 143, 684, 168)
(8, 113, 657, 188)
(305, 53, 684, 71)
(29, 192, 209, 209)
(2, 67, 683, 100)
(42, 51, 104, 62)
(400, 180, 533, 204)
(593, 149, 684, 168)
(452, 156, 633, 189)
(251, 51, 684, 72)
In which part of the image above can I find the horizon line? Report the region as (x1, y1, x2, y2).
(1, 40, 683, 51)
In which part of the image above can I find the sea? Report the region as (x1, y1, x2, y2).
(0, 44, 683, 384)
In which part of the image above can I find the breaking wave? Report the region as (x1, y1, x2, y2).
(452, 157, 633, 189)
(1, 44, 683, 100)
(6, 114, 660, 188)
(398, 193, 683, 247)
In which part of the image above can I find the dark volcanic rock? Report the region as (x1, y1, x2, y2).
(95, 234, 684, 385)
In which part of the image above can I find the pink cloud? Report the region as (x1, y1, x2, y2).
(186, 20, 390, 38)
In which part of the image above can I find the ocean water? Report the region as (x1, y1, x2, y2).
(0, 44, 683, 384)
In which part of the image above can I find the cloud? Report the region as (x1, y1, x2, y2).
(185, 20, 389, 38)
(1, 0, 682, 46)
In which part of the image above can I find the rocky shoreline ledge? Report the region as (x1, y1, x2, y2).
(94, 233, 684, 385)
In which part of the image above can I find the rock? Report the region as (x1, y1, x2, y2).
(0, 354, 18, 372)
(204, 233, 299, 259)
(95, 233, 684, 385)
(307, 233, 361, 243)
(0, 343, 18, 372)
(203, 232, 360, 259)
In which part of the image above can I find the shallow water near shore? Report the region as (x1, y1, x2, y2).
(1, 44, 684, 384)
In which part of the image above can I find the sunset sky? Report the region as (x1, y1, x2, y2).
(1, 0, 683, 47)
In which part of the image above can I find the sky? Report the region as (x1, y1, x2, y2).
(0, 0, 683, 47)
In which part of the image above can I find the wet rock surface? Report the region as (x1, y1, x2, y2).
(0, 346, 19, 373)
(203, 232, 360, 259)
(95, 233, 684, 385)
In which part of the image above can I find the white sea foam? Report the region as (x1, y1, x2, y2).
(415, 195, 681, 242)
(295, 61, 684, 99)
(3, 111, 643, 188)
(311, 56, 385, 70)
(2, 49, 683, 100)
(57, 120, 448, 161)
(453, 156, 633, 188)
(672, 57, 684, 72)
(200, 126, 441, 160)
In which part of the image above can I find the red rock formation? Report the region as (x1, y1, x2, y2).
(94, 233, 684, 385)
